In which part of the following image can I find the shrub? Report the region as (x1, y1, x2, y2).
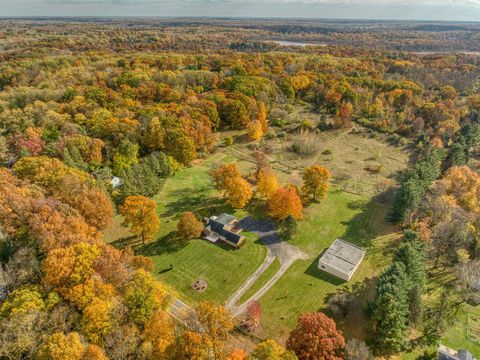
(364, 163, 382, 174)
(291, 134, 319, 157)
(322, 149, 333, 155)
(224, 136, 234, 146)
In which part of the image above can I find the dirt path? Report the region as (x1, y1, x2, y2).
(226, 217, 309, 316)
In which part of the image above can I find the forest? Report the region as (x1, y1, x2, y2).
(0, 18, 480, 359)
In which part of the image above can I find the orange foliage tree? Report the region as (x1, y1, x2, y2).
(287, 312, 345, 360)
(177, 211, 204, 240)
(268, 186, 303, 220)
(120, 195, 160, 244)
(210, 163, 241, 192)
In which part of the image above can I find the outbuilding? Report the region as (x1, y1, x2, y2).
(318, 238, 366, 281)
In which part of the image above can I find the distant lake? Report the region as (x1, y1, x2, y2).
(269, 40, 327, 47)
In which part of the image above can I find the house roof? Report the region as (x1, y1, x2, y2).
(207, 217, 243, 244)
(318, 239, 366, 277)
(216, 213, 236, 225)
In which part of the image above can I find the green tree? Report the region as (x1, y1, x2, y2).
(113, 139, 139, 175)
(368, 262, 409, 354)
(422, 289, 455, 345)
(281, 215, 298, 240)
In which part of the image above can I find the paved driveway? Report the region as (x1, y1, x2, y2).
(226, 217, 309, 315)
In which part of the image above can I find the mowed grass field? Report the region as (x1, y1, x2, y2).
(256, 188, 401, 341)
(104, 151, 267, 305)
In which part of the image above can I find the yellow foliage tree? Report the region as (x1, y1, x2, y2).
(302, 165, 332, 202)
(37, 332, 84, 360)
(258, 102, 268, 133)
(248, 120, 263, 141)
(225, 177, 253, 209)
(81, 297, 113, 345)
(257, 168, 279, 199)
(120, 195, 160, 244)
(195, 301, 234, 359)
(141, 310, 175, 358)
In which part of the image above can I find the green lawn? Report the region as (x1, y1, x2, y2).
(257, 189, 401, 341)
(104, 151, 268, 305)
(238, 258, 281, 305)
(145, 232, 267, 304)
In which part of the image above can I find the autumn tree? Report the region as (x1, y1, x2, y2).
(124, 269, 168, 326)
(258, 102, 268, 133)
(37, 332, 85, 360)
(268, 186, 303, 220)
(120, 195, 160, 244)
(177, 211, 204, 241)
(81, 297, 113, 345)
(141, 309, 175, 359)
(225, 349, 248, 360)
(195, 301, 234, 359)
(257, 167, 279, 199)
(248, 120, 264, 140)
(225, 177, 253, 209)
(286, 312, 345, 360)
(210, 163, 241, 192)
(244, 300, 262, 332)
(334, 102, 353, 129)
(172, 331, 210, 360)
(302, 165, 331, 202)
(251, 339, 297, 360)
(84, 345, 108, 360)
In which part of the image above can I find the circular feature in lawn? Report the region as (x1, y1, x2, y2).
(192, 279, 208, 293)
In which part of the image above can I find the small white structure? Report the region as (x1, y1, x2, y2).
(318, 239, 366, 281)
(110, 176, 123, 189)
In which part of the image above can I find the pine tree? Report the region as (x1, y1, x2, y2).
(282, 215, 298, 240)
(368, 262, 409, 354)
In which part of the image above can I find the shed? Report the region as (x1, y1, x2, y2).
(318, 239, 366, 281)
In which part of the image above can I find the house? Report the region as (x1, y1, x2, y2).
(317, 239, 366, 281)
(203, 214, 246, 248)
(438, 344, 476, 360)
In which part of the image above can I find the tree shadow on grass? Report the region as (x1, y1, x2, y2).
(304, 253, 346, 286)
(162, 192, 231, 221)
(340, 193, 394, 250)
(110, 235, 142, 250)
(136, 231, 188, 257)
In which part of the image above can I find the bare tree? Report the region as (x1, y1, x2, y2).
(345, 338, 373, 360)
(456, 260, 480, 303)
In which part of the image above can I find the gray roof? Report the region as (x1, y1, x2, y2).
(319, 239, 366, 276)
(215, 213, 236, 225)
(206, 217, 243, 245)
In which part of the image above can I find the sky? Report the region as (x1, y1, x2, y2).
(2, 0, 480, 21)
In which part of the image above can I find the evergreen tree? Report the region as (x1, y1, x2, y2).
(281, 215, 298, 240)
(368, 262, 409, 354)
(443, 138, 468, 170)
(392, 147, 445, 222)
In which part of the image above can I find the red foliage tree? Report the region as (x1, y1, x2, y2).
(286, 312, 345, 360)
